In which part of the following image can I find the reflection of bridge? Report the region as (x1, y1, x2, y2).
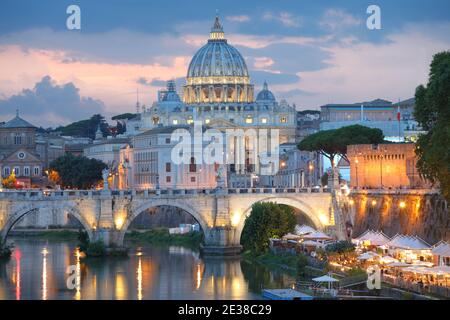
(0, 188, 340, 254)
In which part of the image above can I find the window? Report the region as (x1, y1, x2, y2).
(24, 166, 30, 176)
(166, 176, 171, 183)
(280, 116, 287, 123)
(13, 167, 20, 175)
(190, 177, 196, 183)
(189, 157, 197, 173)
(245, 117, 253, 124)
(165, 162, 171, 173)
(261, 117, 267, 124)
(34, 166, 40, 176)
(165, 137, 171, 144)
(14, 134, 22, 145)
(172, 119, 179, 125)
(3, 167, 10, 176)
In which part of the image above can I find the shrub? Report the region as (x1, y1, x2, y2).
(0, 240, 13, 259)
(86, 241, 106, 257)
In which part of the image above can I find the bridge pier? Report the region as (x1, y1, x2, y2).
(201, 227, 242, 256)
(91, 228, 123, 247)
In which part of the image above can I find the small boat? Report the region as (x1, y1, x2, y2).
(262, 289, 314, 300)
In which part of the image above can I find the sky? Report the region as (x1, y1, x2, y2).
(0, 0, 449, 127)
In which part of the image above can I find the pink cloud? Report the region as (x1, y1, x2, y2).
(0, 45, 190, 120)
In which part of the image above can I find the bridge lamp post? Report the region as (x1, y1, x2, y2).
(308, 162, 314, 187)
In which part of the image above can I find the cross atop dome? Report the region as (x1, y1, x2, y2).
(210, 14, 225, 40)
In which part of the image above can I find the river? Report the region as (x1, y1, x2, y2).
(0, 238, 295, 300)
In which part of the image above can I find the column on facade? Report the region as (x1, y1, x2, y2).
(209, 85, 213, 103)
(234, 136, 240, 174)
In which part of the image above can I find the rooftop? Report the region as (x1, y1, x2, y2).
(322, 99, 393, 109)
(1, 111, 36, 129)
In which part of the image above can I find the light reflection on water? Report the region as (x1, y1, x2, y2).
(0, 238, 294, 300)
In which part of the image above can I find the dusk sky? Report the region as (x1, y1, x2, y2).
(1, 0, 450, 127)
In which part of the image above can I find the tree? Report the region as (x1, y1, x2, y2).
(111, 113, 137, 121)
(298, 125, 384, 167)
(54, 114, 109, 139)
(2, 172, 17, 189)
(47, 170, 61, 184)
(414, 51, 450, 201)
(241, 202, 296, 254)
(49, 154, 107, 189)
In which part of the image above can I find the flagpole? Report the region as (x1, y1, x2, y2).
(397, 99, 401, 142)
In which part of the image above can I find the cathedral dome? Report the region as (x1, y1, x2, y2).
(161, 80, 180, 102)
(256, 81, 275, 101)
(186, 16, 249, 83)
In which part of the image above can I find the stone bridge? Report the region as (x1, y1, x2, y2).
(0, 187, 340, 255)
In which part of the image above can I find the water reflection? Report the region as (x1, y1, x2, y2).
(15, 249, 21, 300)
(41, 248, 48, 300)
(0, 239, 294, 300)
(74, 248, 81, 300)
(136, 251, 143, 300)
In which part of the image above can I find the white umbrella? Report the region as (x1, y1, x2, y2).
(282, 233, 302, 241)
(386, 262, 411, 268)
(380, 256, 398, 264)
(295, 225, 316, 235)
(302, 231, 332, 240)
(312, 274, 339, 290)
(357, 252, 380, 261)
(312, 275, 339, 282)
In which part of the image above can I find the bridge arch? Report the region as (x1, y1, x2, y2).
(233, 196, 326, 245)
(0, 204, 94, 243)
(117, 199, 209, 245)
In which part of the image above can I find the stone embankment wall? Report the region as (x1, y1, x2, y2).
(347, 192, 449, 244)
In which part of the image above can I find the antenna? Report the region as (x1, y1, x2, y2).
(136, 88, 141, 114)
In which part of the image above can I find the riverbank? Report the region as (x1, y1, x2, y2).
(125, 228, 203, 248)
(8, 229, 79, 241)
(242, 251, 304, 276)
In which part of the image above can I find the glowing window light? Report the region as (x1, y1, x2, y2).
(231, 212, 241, 227)
(115, 217, 125, 229)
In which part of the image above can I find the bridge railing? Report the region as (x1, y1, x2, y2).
(0, 186, 331, 199)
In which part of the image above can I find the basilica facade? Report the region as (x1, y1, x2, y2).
(122, 16, 296, 188)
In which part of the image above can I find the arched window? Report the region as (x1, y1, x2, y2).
(14, 133, 22, 145)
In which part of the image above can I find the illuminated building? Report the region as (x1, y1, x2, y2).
(123, 15, 296, 188)
(348, 143, 431, 189)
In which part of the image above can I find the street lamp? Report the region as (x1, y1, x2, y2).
(308, 162, 314, 187)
